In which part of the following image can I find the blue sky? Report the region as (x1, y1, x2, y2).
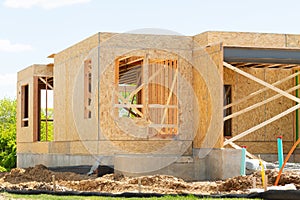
(1, 0, 300, 98)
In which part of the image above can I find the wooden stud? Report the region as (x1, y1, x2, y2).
(224, 62, 300, 103)
(224, 103, 300, 145)
(33, 77, 39, 142)
(224, 84, 300, 121)
(160, 64, 178, 128)
(39, 77, 53, 90)
(224, 70, 300, 109)
(225, 139, 258, 159)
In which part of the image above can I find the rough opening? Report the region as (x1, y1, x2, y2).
(224, 84, 232, 137)
(37, 77, 54, 141)
(21, 84, 29, 127)
(84, 59, 92, 119)
(116, 56, 143, 118)
(115, 55, 178, 137)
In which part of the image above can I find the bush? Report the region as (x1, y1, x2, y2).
(0, 98, 16, 171)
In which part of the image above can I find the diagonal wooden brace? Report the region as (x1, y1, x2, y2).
(223, 62, 300, 103)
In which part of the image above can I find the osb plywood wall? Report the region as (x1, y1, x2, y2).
(195, 31, 300, 154)
(50, 33, 221, 156)
(53, 33, 100, 142)
(192, 43, 223, 148)
(17, 65, 53, 153)
(195, 31, 300, 48)
(224, 67, 295, 154)
(51, 33, 220, 154)
(99, 48, 196, 154)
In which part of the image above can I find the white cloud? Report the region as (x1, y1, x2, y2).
(3, 0, 91, 9)
(0, 39, 33, 52)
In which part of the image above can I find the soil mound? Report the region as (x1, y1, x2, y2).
(0, 165, 299, 194)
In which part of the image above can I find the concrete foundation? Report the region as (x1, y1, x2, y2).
(17, 153, 114, 168)
(17, 148, 242, 181)
(115, 148, 242, 181)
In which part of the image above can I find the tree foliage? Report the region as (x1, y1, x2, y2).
(0, 98, 16, 171)
(40, 108, 53, 141)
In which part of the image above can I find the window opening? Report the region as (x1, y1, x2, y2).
(116, 56, 143, 118)
(21, 84, 29, 127)
(224, 85, 232, 137)
(84, 59, 92, 119)
(37, 77, 54, 141)
(115, 56, 178, 137)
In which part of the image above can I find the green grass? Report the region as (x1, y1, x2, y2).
(0, 193, 260, 200)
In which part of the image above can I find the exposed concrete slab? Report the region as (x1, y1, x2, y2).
(114, 155, 199, 181)
(17, 153, 114, 168)
(115, 149, 241, 181)
(18, 148, 241, 181)
(194, 148, 242, 180)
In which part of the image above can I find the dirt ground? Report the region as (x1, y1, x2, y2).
(0, 164, 299, 194)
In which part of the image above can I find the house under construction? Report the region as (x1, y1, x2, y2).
(17, 31, 300, 180)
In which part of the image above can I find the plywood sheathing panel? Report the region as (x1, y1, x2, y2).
(54, 33, 99, 63)
(231, 141, 294, 154)
(194, 31, 300, 49)
(192, 43, 223, 148)
(234, 68, 266, 141)
(17, 65, 53, 145)
(99, 49, 194, 141)
(97, 33, 221, 154)
(207, 32, 286, 48)
(34, 32, 223, 157)
(17, 66, 35, 143)
(192, 67, 211, 148)
(264, 69, 294, 142)
(224, 65, 295, 154)
(286, 34, 300, 48)
(17, 142, 49, 154)
(54, 33, 100, 142)
(192, 32, 208, 46)
(53, 62, 66, 141)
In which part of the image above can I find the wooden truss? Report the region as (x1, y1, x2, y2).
(223, 62, 300, 152)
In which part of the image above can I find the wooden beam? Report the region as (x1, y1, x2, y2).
(126, 67, 163, 101)
(114, 104, 144, 108)
(39, 77, 53, 90)
(149, 124, 177, 128)
(224, 84, 300, 121)
(224, 70, 300, 109)
(224, 103, 300, 145)
(223, 62, 300, 103)
(119, 58, 143, 68)
(225, 139, 258, 159)
(160, 65, 178, 125)
(117, 93, 144, 117)
(148, 104, 177, 108)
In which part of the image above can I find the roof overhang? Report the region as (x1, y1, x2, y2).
(224, 46, 300, 65)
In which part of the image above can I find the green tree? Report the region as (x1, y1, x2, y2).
(40, 108, 53, 141)
(0, 98, 16, 171)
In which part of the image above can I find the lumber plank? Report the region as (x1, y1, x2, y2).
(223, 62, 300, 103)
(225, 139, 258, 159)
(224, 103, 300, 145)
(224, 70, 300, 109)
(224, 84, 300, 121)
